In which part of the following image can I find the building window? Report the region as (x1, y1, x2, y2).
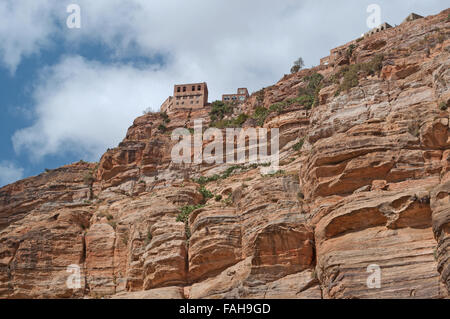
(181, 101, 184, 104)
(239, 96, 245, 101)
(192, 86, 195, 91)
(183, 86, 186, 92)
(176, 102, 179, 105)
(177, 87, 180, 93)
(191, 101, 194, 104)
(198, 85, 201, 90)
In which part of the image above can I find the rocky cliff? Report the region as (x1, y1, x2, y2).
(0, 9, 449, 299)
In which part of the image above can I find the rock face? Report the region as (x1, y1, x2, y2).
(0, 9, 449, 299)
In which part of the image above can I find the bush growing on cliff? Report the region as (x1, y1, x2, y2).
(209, 100, 233, 122)
(176, 204, 205, 223)
(210, 113, 249, 129)
(252, 106, 270, 126)
(297, 73, 324, 108)
(83, 172, 95, 185)
(335, 54, 384, 94)
(160, 111, 170, 124)
(255, 88, 265, 106)
(293, 138, 305, 151)
(199, 186, 214, 203)
(290, 57, 305, 73)
(158, 124, 167, 132)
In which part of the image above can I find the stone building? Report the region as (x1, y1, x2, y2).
(402, 13, 424, 24)
(160, 82, 209, 112)
(222, 88, 249, 104)
(364, 22, 392, 37)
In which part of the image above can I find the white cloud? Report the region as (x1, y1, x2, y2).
(6, 0, 449, 161)
(0, 161, 24, 187)
(13, 56, 174, 161)
(0, 0, 63, 74)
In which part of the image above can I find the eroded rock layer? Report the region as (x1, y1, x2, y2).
(0, 9, 449, 299)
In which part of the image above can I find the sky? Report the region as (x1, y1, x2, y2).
(0, 0, 448, 187)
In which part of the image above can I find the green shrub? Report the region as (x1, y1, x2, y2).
(193, 163, 271, 185)
(215, 194, 222, 201)
(160, 111, 170, 124)
(335, 54, 384, 95)
(252, 106, 270, 126)
(293, 138, 305, 151)
(210, 113, 249, 129)
(297, 73, 324, 108)
(346, 44, 356, 58)
(439, 101, 448, 111)
(83, 172, 95, 185)
(145, 230, 152, 245)
(255, 89, 265, 105)
(209, 100, 233, 122)
(340, 64, 360, 91)
(290, 57, 304, 74)
(108, 221, 117, 229)
(158, 124, 167, 132)
(199, 186, 214, 203)
(176, 204, 205, 223)
(222, 194, 233, 206)
(361, 54, 384, 76)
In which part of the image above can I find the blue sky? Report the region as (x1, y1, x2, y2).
(0, 0, 448, 187)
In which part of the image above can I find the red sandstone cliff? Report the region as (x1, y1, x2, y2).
(0, 9, 449, 299)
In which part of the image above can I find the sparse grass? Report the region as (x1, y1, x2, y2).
(83, 172, 95, 185)
(176, 204, 205, 240)
(108, 221, 117, 230)
(335, 54, 384, 95)
(255, 88, 265, 105)
(297, 73, 324, 109)
(261, 170, 287, 178)
(176, 204, 205, 223)
(439, 101, 448, 111)
(293, 138, 305, 151)
(145, 230, 152, 245)
(210, 113, 249, 128)
(214, 194, 223, 202)
(193, 163, 271, 185)
(222, 194, 233, 206)
(252, 106, 270, 126)
(408, 122, 420, 137)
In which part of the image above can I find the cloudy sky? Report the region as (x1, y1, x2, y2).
(0, 0, 448, 186)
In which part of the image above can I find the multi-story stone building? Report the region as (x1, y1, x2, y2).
(160, 82, 209, 113)
(222, 88, 249, 104)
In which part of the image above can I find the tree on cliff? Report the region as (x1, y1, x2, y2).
(290, 57, 304, 73)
